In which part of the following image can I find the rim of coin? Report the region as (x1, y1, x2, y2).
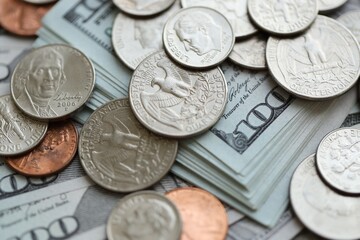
(5, 120, 78, 177)
(162, 6, 235, 69)
(107, 191, 182, 240)
(318, 0, 348, 13)
(129, 50, 228, 138)
(22, 0, 58, 4)
(11, 44, 96, 121)
(266, 15, 360, 100)
(316, 127, 360, 195)
(79, 98, 178, 192)
(112, 0, 176, 17)
(290, 154, 360, 240)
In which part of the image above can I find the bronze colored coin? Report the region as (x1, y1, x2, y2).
(5, 121, 78, 177)
(0, 0, 54, 36)
(166, 187, 228, 240)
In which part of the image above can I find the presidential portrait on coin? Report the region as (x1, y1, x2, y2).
(134, 19, 163, 50)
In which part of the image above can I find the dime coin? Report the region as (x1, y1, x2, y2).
(113, 0, 176, 17)
(0, 95, 47, 156)
(228, 34, 267, 70)
(316, 128, 360, 194)
(166, 187, 228, 240)
(318, 0, 348, 13)
(129, 51, 227, 138)
(5, 120, 77, 176)
(248, 0, 318, 36)
(107, 191, 182, 240)
(180, 0, 258, 39)
(163, 7, 235, 69)
(266, 16, 360, 100)
(290, 154, 360, 239)
(338, 10, 360, 43)
(79, 98, 178, 192)
(112, 1, 180, 70)
(0, 0, 54, 36)
(11, 44, 95, 121)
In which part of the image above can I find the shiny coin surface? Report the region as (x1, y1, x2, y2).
(0, 0, 54, 36)
(316, 128, 360, 194)
(163, 7, 235, 69)
(291, 154, 360, 240)
(0, 95, 47, 156)
(248, 0, 318, 36)
(318, 0, 348, 13)
(113, 0, 176, 16)
(22, 0, 57, 4)
(181, 0, 257, 39)
(229, 34, 267, 70)
(79, 98, 178, 192)
(338, 10, 360, 43)
(5, 120, 77, 176)
(129, 51, 227, 138)
(107, 191, 182, 240)
(11, 44, 95, 121)
(266, 16, 360, 100)
(112, 1, 180, 70)
(166, 187, 228, 240)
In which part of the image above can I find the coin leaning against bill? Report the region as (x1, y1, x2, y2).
(113, 0, 176, 17)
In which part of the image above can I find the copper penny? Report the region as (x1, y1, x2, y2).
(5, 121, 78, 176)
(0, 0, 54, 36)
(166, 187, 228, 240)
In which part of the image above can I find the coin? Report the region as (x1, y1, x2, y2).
(228, 34, 267, 70)
(113, 0, 176, 17)
(318, 0, 348, 13)
(180, 0, 257, 39)
(5, 120, 77, 176)
(248, 0, 318, 36)
(112, 1, 180, 70)
(129, 50, 227, 138)
(163, 7, 235, 69)
(0, 95, 47, 156)
(22, 0, 57, 4)
(338, 10, 360, 43)
(266, 16, 360, 100)
(11, 44, 95, 121)
(107, 191, 182, 240)
(0, 0, 54, 36)
(79, 98, 178, 192)
(290, 154, 360, 239)
(166, 187, 228, 240)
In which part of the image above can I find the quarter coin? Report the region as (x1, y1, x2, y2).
(318, 0, 348, 13)
(113, 0, 176, 17)
(337, 10, 360, 43)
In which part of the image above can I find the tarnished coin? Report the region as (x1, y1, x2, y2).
(0, 95, 47, 156)
(5, 121, 77, 176)
(318, 0, 348, 13)
(266, 16, 360, 100)
(338, 10, 360, 43)
(291, 154, 360, 239)
(180, 0, 257, 39)
(129, 51, 227, 138)
(248, 0, 318, 36)
(163, 7, 235, 69)
(113, 0, 176, 17)
(229, 34, 267, 70)
(316, 128, 360, 194)
(112, 1, 180, 70)
(79, 98, 178, 192)
(107, 191, 182, 240)
(11, 44, 95, 121)
(166, 187, 228, 240)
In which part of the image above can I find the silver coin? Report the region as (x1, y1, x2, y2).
(338, 10, 360, 44)
(11, 44, 95, 121)
(22, 0, 57, 4)
(266, 16, 360, 100)
(113, 0, 176, 17)
(112, 1, 180, 70)
(228, 34, 267, 70)
(0, 94, 47, 156)
(180, 0, 258, 39)
(248, 0, 318, 36)
(163, 6, 235, 69)
(318, 0, 348, 13)
(79, 98, 178, 192)
(129, 50, 227, 138)
(291, 154, 360, 239)
(107, 191, 182, 240)
(316, 128, 360, 194)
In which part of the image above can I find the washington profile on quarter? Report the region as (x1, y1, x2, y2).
(11, 44, 95, 121)
(113, 0, 176, 16)
(163, 6, 235, 69)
